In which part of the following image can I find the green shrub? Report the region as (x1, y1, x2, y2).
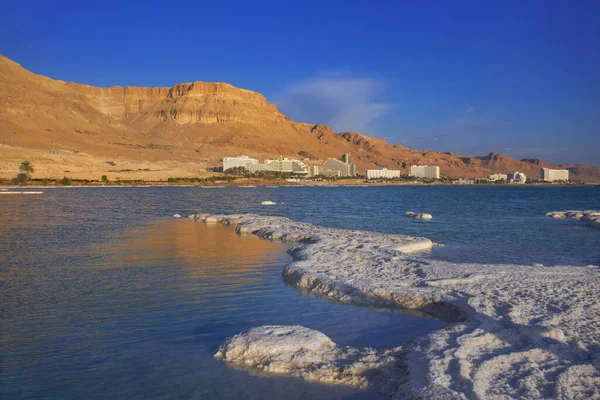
(11, 173, 28, 185)
(59, 176, 72, 186)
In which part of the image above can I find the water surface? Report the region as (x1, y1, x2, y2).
(1, 185, 598, 399)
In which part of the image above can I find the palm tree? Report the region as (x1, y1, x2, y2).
(19, 160, 34, 180)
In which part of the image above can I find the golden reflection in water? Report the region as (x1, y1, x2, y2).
(105, 219, 290, 291)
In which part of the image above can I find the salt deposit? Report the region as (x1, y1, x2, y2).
(177, 213, 600, 399)
(405, 211, 433, 220)
(261, 200, 276, 205)
(214, 325, 405, 395)
(546, 210, 600, 229)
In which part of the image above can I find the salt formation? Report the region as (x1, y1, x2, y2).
(405, 211, 433, 220)
(214, 325, 405, 396)
(546, 210, 600, 229)
(261, 200, 276, 205)
(177, 213, 600, 399)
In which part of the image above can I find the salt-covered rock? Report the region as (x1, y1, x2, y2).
(261, 200, 276, 205)
(546, 211, 567, 218)
(546, 210, 600, 229)
(197, 213, 600, 399)
(172, 214, 182, 218)
(405, 211, 433, 220)
(215, 326, 405, 394)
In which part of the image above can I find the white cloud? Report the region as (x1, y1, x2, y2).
(272, 76, 393, 133)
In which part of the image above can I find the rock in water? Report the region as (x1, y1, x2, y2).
(261, 201, 276, 205)
(172, 214, 182, 218)
(405, 211, 433, 220)
(546, 210, 600, 228)
(214, 325, 404, 394)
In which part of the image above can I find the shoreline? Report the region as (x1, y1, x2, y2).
(182, 213, 600, 399)
(0, 180, 594, 189)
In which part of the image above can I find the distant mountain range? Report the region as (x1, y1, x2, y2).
(1, 54, 598, 182)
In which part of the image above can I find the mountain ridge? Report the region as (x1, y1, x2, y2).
(1, 54, 598, 182)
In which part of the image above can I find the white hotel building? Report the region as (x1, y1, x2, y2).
(366, 168, 401, 179)
(264, 157, 308, 174)
(223, 155, 258, 171)
(409, 165, 440, 179)
(223, 155, 307, 174)
(541, 168, 569, 182)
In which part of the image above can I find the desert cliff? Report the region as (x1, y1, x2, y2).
(1, 54, 598, 182)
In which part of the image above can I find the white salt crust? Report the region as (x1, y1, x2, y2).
(181, 213, 599, 399)
(546, 210, 600, 229)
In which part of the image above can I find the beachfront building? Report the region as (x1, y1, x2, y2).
(308, 165, 320, 176)
(321, 170, 341, 177)
(265, 157, 308, 174)
(247, 163, 269, 173)
(223, 155, 259, 172)
(489, 173, 508, 181)
(508, 171, 527, 184)
(541, 168, 569, 182)
(322, 153, 355, 177)
(409, 165, 440, 179)
(366, 168, 401, 179)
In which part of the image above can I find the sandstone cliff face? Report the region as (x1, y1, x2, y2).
(0, 54, 598, 182)
(64, 83, 171, 120)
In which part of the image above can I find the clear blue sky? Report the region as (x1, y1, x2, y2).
(1, 0, 599, 164)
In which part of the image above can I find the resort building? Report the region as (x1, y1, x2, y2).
(366, 168, 401, 179)
(541, 168, 569, 182)
(322, 153, 355, 177)
(321, 170, 341, 177)
(308, 165, 320, 176)
(508, 171, 527, 184)
(247, 163, 269, 173)
(409, 165, 440, 179)
(264, 157, 308, 174)
(223, 155, 259, 172)
(488, 173, 508, 181)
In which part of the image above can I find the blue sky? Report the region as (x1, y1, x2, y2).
(1, 0, 599, 165)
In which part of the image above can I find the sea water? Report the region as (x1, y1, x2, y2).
(1, 186, 598, 399)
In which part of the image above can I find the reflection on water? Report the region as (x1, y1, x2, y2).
(1, 208, 442, 400)
(3, 185, 596, 399)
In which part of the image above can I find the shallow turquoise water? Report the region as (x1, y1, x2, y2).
(1, 186, 598, 399)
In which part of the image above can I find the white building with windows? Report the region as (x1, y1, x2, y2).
(366, 168, 402, 179)
(489, 173, 508, 181)
(508, 171, 527, 184)
(247, 163, 269, 173)
(265, 157, 308, 174)
(409, 165, 440, 179)
(322, 155, 355, 177)
(223, 155, 259, 172)
(541, 168, 569, 182)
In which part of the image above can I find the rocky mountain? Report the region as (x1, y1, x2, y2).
(1, 54, 598, 182)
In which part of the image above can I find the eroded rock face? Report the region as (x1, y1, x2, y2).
(182, 213, 600, 399)
(3, 54, 600, 182)
(214, 326, 405, 395)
